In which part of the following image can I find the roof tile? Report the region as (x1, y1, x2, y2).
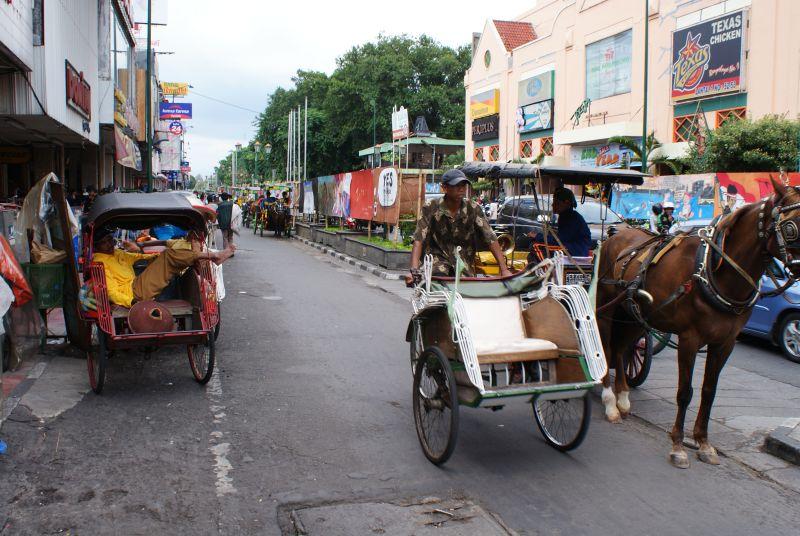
(493, 20, 536, 52)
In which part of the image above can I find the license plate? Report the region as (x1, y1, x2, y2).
(565, 272, 592, 286)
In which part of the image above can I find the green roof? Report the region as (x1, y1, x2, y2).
(358, 136, 464, 157)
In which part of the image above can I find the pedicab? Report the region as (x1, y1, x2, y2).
(79, 192, 220, 394)
(464, 162, 657, 387)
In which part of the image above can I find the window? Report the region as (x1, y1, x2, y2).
(473, 147, 485, 161)
(520, 139, 533, 158)
(715, 107, 746, 128)
(540, 137, 554, 156)
(488, 145, 500, 161)
(673, 115, 701, 143)
(111, 9, 133, 100)
(585, 29, 633, 101)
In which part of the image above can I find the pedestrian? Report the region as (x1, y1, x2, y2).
(83, 186, 98, 214)
(216, 193, 235, 249)
(658, 201, 676, 234)
(649, 203, 663, 233)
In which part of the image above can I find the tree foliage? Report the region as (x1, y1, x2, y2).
(681, 115, 800, 173)
(214, 35, 470, 184)
(607, 133, 684, 175)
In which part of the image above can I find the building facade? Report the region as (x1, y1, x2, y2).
(464, 0, 800, 170)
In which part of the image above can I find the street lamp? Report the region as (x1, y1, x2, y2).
(264, 143, 271, 185)
(234, 143, 242, 189)
(254, 140, 261, 183)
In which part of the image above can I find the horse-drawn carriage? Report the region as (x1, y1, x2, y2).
(253, 199, 291, 238)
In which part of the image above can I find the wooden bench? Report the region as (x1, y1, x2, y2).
(111, 299, 194, 319)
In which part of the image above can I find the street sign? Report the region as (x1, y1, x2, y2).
(159, 102, 192, 120)
(180, 164, 191, 173)
(168, 120, 184, 135)
(391, 106, 409, 140)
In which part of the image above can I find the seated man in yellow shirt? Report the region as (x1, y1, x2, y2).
(91, 227, 235, 308)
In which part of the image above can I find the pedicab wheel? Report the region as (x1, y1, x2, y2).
(87, 329, 108, 395)
(623, 333, 653, 388)
(409, 319, 424, 374)
(188, 332, 216, 384)
(532, 392, 591, 451)
(413, 347, 459, 465)
(213, 303, 221, 342)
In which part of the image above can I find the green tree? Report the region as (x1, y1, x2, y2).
(607, 133, 684, 175)
(681, 115, 800, 173)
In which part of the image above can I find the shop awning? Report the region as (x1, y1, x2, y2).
(649, 142, 689, 161)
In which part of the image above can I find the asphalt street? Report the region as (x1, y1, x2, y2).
(2, 230, 800, 535)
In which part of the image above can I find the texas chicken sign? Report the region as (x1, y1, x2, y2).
(671, 10, 746, 103)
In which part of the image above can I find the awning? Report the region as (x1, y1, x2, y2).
(649, 142, 689, 160)
(554, 121, 642, 146)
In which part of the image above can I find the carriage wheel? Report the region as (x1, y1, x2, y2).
(412, 347, 459, 465)
(87, 328, 108, 395)
(188, 333, 216, 384)
(409, 320, 424, 375)
(213, 303, 221, 342)
(623, 333, 653, 388)
(532, 392, 591, 451)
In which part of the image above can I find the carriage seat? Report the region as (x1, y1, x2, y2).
(461, 296, 559, 363)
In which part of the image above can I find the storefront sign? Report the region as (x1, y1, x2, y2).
(569, 141, 638, 168)
(517, 99, 553, 133)
(391, 106, 409, 140)
(471, 114, 499, 141)
(159, 102, 192, 120)
(671, 10, 746, 103)
(585, 29, 632, 101)
(180, 163, 191, 173)
(0, 147, 31, 164)
(470, 89, 500, 120)
(168, 121, 184, 135)
(65, 61, 91, 120)
(160, 133, 181, 170)
(518, 71, 553, 107)
(161, 82, 189, 96)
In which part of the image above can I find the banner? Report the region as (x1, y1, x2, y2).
(372, 167, 400, 225)
(569, 141, 638, 168)
(302, 180, 314, 215)
(611, 174, 716, 223)
(586, 29, 632, 101)
(349, 170, 374, 220)
(518, 70, 553, 107)
(160, 133, 181, 170)
(159, 102, 192, 120)
(470, 89, 500, 120)
(332, 173, 351, 218)
(114, 126, 142, 171)
(317, 176, 336, 217)
(472, 114, 499, 141)
(715, 172, 800, 215)
(517, 99, 553, 133)
(671, 10, 746, 103)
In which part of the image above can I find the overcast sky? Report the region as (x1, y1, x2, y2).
(150, 0, 535, 177)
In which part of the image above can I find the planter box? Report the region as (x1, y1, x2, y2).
(317, 230, 339, 248)
(343, 237, 411, 270)
(295, 223, 315, 240)
(333, 230, 367, 250)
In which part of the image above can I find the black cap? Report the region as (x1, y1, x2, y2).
(93, 227, 115, 244)
(553, 187, 577, 208)
(441, 169, 470, 186)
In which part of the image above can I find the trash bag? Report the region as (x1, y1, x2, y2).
(0, 235, 32, 307)
(14, 173, 79, 263)
(30, 241, 67, 264)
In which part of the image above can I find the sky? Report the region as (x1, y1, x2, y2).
(146, 0, 536, 177)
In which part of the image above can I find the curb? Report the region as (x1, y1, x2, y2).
(293, 236, 402, 280)
(764, 419, 800, 466)
(1, 353, 53, 425)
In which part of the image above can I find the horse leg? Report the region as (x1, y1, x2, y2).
(669, 331, 700, 469)
(597, 312, 620, 423)
(614, 328, 642, 418)
(693, 339, 734, 465)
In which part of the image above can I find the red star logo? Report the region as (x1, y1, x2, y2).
(680, 32, 702, 60)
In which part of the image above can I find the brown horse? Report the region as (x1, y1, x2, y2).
(596, 176, 800, 468)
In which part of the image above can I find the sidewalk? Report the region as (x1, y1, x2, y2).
(627, 349, 800, 491)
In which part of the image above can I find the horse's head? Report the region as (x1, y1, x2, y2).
(767, 175, 800, 278)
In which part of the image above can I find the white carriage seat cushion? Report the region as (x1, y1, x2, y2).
(461, 296, 559, 363)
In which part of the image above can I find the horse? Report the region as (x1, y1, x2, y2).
(267, 203, 291, 238)
(596, 176, 800, 468)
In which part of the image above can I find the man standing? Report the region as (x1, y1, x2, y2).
(216, 193, 234, 248)
(406, 169, 511, 285)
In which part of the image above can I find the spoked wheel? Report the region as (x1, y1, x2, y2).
(412, 347, 459, 465)
(87, 328, 108, 395)
(188, 333, 216, 384)
(213, 303, 221, 342)
(533, 392, 591, 451)
(623, 333, 653, 388)
(409, 319, 424, 375)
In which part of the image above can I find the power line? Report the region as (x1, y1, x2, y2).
(188, 90, 261, 114)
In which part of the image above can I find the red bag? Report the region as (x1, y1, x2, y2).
(0, 235, 33, 307)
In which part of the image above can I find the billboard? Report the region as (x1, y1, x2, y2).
(671, 10, 746, 103)
(586, 29, 632, 101)
(161, 82, 189, 96)
(611, 174, 716, 223)
(569, 141, 638, 168)
(472, 114, 499, 141)
(372, 167, 400, 225)
(518, 70, 553, 107)
(349, 170, 374, 220)
(469, 89, 500, 120)
(517, 99, 553, 133)
(159, 102, 192, 120)
(391, 107, 409, 140)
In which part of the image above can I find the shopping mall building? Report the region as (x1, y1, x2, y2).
(465, 0, 799, 169)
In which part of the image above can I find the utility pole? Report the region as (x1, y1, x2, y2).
(145, 0, 153, 192)
(304, 97, 308, 182)
(642, 0, 650, 173)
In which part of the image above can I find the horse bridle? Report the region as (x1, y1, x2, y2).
(762, 192, 800, 277)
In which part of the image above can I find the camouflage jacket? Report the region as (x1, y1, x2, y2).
(413, 197, 497, 276)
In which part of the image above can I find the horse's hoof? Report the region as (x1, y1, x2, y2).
(669, 451, 690, 469)
(618, 409, 630, 419)
(697, 447, 720, 465)
(605, 408, 621, 423)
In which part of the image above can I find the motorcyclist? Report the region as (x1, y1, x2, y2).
(657, 201, 676, 234)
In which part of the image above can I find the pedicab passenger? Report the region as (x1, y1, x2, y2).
(527, 187, 591, 259)
(406, 169, 511, 286)
(91, 227, 235, 308)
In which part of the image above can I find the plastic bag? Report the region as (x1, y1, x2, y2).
(0, 235, 32, 307)
(213, 263, 225, 301)
(231, 204, 242, 232)
(30, 241, 67, 264)
(0, 279, 14, 334)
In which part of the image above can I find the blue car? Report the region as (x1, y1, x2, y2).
(742, 261, 800, 363)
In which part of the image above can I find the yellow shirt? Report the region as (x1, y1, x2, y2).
(92, 249, 156, 307)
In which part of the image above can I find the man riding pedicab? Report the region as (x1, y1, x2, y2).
(527, 186, 591, 262)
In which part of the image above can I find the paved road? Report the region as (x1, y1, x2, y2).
(2, 231, 800, 535)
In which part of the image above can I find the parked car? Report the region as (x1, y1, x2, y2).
(742, 260, 800, 363)
(495, 194, 626, 250)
